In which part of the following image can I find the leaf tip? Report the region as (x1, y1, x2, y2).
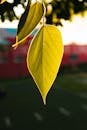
(42, 95, 47, 105)
(12, 36, 19, 49)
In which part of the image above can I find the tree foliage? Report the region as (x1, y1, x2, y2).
(0, 0, 27, 21)
(46, 0, 87, 25)
(0, 0, 87, 24)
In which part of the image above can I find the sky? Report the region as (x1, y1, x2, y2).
(59, 11, 87, 45)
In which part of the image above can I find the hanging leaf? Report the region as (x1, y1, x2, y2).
(12, 1, 44, 49)
(0, 0, 6, 4)
(27, 24, 64, 104)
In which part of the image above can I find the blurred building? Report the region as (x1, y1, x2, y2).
(0, 28, 87, 78)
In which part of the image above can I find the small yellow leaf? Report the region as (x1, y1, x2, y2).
(12, 1, 44, 49)
(27, 24, 64, 104)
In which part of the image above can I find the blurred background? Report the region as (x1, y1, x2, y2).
(0, 0, 87, 129)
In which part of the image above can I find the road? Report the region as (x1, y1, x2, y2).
(0, 77, 87, 129)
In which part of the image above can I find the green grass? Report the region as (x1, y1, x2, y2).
(0, 72, 87, 93)
(56, 73, 87, 93)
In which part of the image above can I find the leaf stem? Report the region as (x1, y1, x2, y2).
(42, 1, 46, 26)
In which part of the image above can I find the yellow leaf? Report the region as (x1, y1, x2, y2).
(27, 24, 64, 104)
(12, 1, 44, 49)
